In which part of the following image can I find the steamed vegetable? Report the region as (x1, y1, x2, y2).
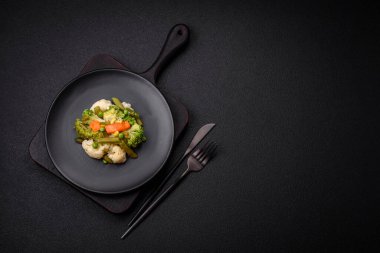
(103, 155, 113, 164)
(119, 141, 138, 158)
(75, 137, 84, 143)
(90, 99, 112, 111)
(112, 97, 125, 110)
(81, 139, 109, 159)
(74, 97, 146, 164)
(126, 124, 146, 148)
(96, 137, 120, 143)
(89, 120, 101, 132)
(105, 122, 131, 134)
(82, 109, 104, 124)
(75, 119, 100, 139)
(123, 114, 136, 125)
(107, 145, 127, 163)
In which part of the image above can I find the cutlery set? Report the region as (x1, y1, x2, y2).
(121, 124, 218, 239)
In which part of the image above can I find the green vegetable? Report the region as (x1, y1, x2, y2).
(102, 159, 108, 164)
(96, 137, 120, 143)
(103, 155, 113, 164)
(75, 137, 84, 143)
(112, 97, 125, 110)
(136, 118, 143, 126)
(99, 127, 105, 132)
(75, 119, 100, 139)
(119, 140, 138, 158)
(118, 133, 125, 139)
(81, 109, 104, 124)
(124, 107, 134, 114)
(120, 109, 135, 123)
(126, 124, 146, 148)
(123, 114, 136, 125)
(93, 106, 104, 118)
(81, 109, 92, 122)
(92, 142, 99, 149)
(94, 106, 101, 115)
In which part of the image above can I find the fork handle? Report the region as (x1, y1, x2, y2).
(128, 153, 188, 226)
(121, 168, 190, 239)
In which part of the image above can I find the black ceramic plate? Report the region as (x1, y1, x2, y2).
(45, 69, 174, 194)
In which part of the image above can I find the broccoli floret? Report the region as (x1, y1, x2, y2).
(81, 109, 93, 122)
(126, 124, 146, 148)
(75, 119, 101, 139)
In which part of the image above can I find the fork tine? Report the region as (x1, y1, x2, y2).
(200, 143, 217, 164)
(193, 141, 209, 157)
(194, 141, 211, 159)
(199, 142, 216, 162)
(197, 142, 212, 161)
(198, 143, 216, 163)
(192, 148, 200, 157)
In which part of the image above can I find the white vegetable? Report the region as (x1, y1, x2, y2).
(90, 99, 112, 111)
(81, 140, 109, 159)
(122, 102, 133, 110)
(107, 145, 127, 163)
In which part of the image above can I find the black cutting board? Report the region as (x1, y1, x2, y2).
(29, 54, 188, 213)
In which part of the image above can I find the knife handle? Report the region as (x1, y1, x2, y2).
(121, 168, 190, 239)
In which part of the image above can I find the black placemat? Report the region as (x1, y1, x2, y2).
(29, 54, 188, 213)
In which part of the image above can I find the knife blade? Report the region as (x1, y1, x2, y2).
(183, 123, 216, 157)
(128, 123, 216, 226)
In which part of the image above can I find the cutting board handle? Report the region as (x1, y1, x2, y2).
(140, 24, 189, 84)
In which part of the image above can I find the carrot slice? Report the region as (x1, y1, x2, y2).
(105, 121, 131, 134)
(89, 120, 101, 132)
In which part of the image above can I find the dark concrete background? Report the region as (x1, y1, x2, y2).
(0, 1, 379, 252)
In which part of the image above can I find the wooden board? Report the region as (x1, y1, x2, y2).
(29, 54, 188, 213)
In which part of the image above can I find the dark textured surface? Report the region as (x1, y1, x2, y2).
(0, 1, 379, 252)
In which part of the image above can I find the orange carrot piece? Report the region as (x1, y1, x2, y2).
(105, 121, 131, 134)
(89, 120, 101, 132)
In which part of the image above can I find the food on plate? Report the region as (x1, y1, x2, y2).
(74, 97, 146, 164)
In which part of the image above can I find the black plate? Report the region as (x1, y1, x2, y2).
(45, 69, 174, 194)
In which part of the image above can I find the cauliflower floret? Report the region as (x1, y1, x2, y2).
(107, 145, 127, 163)
(122, 102, 133, 110)
(90, 99, 112, 111)
(81, 140, 109, 159)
